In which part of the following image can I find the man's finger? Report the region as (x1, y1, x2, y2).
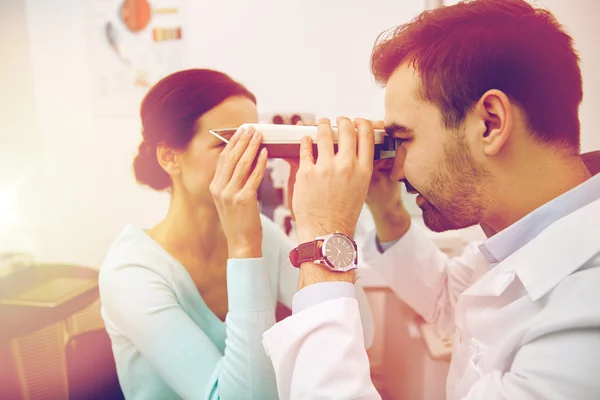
(299, 136, 315, 168)
(355, 118, 375, 166)
(372, 120, 385, 130)
(390, 145, 407, 182)
(336, 116, 357, 160)
(316, 118, 334, 164)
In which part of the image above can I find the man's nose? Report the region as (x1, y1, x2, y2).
(390, 147, 406, 182)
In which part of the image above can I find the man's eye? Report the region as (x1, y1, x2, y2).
(395, 138, 409, 146)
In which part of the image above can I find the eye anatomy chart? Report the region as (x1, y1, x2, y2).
(85, 0, 188, 115)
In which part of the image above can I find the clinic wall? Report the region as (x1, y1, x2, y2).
(538, 0, 600, 153)
(184, 0, 423, 121)
(443, 0, 600, 153)
(23, 0, 170, 267)
(22, 0, 424, 267)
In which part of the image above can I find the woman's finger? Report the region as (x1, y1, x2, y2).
(214, 126, 255, 187)
(230, 130, 264, 188)
(214, 126, 244, 178)
(244, 147, 269, 191)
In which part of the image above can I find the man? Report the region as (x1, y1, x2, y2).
(364, 151, 600, 335)
(261, 0, 600, 399)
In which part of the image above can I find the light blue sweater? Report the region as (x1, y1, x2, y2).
(99, 215, 374, 400)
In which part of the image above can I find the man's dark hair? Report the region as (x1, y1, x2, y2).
(371, 0, 583, 149)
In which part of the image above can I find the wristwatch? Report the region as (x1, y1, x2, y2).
(289, 232, 358, 272)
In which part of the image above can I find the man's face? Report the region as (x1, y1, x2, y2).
(384, 63, 489, 232)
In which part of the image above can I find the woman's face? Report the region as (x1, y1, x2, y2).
(175, 96, 258, 205)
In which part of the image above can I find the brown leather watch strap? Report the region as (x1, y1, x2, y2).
(289, 240, 321, 268)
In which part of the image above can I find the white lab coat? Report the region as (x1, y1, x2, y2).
(262, 198, 600, 400)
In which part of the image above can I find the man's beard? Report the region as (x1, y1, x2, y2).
(419, 197, 466, 232)
(416, 134, 489, 233)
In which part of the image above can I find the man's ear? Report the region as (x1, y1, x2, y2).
(156, 142, 181, 177)
(474, 89, 513, 156)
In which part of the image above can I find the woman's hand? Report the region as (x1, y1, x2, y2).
(210, 126, 268, 259)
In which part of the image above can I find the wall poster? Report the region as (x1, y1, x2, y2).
(85, 0, 188, 115)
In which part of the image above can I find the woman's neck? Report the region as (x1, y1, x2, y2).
(149, 195, 226, 262)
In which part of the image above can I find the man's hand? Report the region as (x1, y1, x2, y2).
(366, 160, 411, 243)
(283, 119, 314, 219)
(365, 121, 411, 243)
(293, 117, 374, 241)
(293, 117, 374, 288)
(366, 121, 400, 211)
(366, 158, 402, 216)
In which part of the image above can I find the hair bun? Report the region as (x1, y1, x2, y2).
(139, 140, 153, 155)
(133, 141, 171, 190)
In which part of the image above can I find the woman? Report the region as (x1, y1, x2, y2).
(99, 69, 374, 400)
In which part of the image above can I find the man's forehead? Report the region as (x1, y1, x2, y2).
(384, 63, 422, 103)
(384, 64, 424, 126)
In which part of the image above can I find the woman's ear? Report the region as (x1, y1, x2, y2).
(156, 143, 181, 177)
(476, 89, 513, 156)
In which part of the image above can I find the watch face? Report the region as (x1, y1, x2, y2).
(323, 234, 356, 270)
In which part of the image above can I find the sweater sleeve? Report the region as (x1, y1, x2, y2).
(99, 258, 278, 400)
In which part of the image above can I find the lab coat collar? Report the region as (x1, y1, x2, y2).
(463, 198, 600, 301)
(479, 173, 600, 266)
